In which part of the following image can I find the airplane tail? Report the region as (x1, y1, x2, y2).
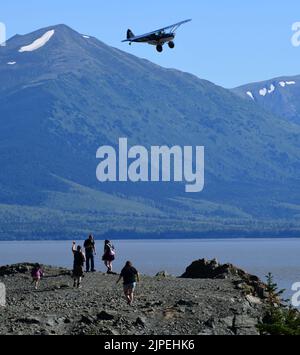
(127, 29, 134, 39)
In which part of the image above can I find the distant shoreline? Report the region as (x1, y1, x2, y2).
(1, 228, 300, 241)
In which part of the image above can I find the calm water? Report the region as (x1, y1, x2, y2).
(0, 239, 300, 299)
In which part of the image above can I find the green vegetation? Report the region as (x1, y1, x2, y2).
(1, 199, 300, 240)
(258, 273, 300, 335)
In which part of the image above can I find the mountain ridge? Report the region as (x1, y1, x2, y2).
(232, 74, 300, 125)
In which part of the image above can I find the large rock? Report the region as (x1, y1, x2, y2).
(181, 259, 266, 298)
(0, 263, 34, 276)
(181, 258, 251, 279)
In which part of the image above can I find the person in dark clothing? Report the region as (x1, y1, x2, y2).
(84, 235, 96, 272)
(72, 242, 86, 288)
(102, 240, 115, 274)
(117, 261, 140, 305)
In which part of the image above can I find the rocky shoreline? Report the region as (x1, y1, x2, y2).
(0, 260, 270, 335)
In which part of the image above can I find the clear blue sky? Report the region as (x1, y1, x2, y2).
(1, 0, 300, 87)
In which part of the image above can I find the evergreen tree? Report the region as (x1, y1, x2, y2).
(258, 273, 300, 335)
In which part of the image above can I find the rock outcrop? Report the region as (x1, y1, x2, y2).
(181, 259, 267, 298)
(0, 263, 34, 276)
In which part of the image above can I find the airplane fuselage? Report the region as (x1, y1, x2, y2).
(134, 32, 175, 45)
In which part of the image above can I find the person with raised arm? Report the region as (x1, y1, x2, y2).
(72, 241, 86, 288)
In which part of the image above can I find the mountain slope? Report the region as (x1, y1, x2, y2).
(1, 25, 300, 239)
(232, 75, 300, 125)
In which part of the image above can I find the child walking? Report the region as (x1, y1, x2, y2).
(31, 263, 44, 290)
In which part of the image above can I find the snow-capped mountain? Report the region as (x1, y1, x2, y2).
(232, 76, 300, 124)
(1, 25, 300, 239)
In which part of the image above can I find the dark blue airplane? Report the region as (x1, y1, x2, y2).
(122, 19, 192, 53)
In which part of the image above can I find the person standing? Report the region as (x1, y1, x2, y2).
(84, 235, 96, 272)
(72, 242, 86, 288)
(117, 261, 140, 305)
(102, 240, 115, 274)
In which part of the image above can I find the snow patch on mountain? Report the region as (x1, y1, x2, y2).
(260, 84, 275, 97)
(7, 61, 16, 65)
(82, 35, 90, 39)
(268, 84, 275, 94)
(254, 81, 297, 99)
(18, 30, 55, 53)
(279, 81, 296, 88)
(259, 88, 267, 97)
(246, 91, 254, 100)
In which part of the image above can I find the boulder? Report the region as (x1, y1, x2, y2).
(80, 315, 96, 325)
(181, 259, 266, 299)
(233, 315, 260, 334)
(0, 264, 34, 276)
(181, 259, 245, 279)
(155, 271, 169, 278)
(135, 317, 147, 327)
(97, 311, 115, 321)
(246, 295, 262, 305)
(220, 316, 235, 328)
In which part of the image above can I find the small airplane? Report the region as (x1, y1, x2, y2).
(122, 19, 192, 53)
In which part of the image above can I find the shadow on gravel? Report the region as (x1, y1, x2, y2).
(43, 272, 72, 279)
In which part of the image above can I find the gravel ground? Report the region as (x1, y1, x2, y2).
(0, 263, 267, 335)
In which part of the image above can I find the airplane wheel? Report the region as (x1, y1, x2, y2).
(156, 44, 163, 53)
(168, 41, 175, 49)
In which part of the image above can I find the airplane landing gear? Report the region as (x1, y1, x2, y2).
(168, 41, 175, 49)
(156, 44, 163, 53)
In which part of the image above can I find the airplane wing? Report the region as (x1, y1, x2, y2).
(122, 19, 192, 42)
(156, 19, 192, 34)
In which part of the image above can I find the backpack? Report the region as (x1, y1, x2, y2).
(74, 251, 85, 266)
(108, 244, 115, 256)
